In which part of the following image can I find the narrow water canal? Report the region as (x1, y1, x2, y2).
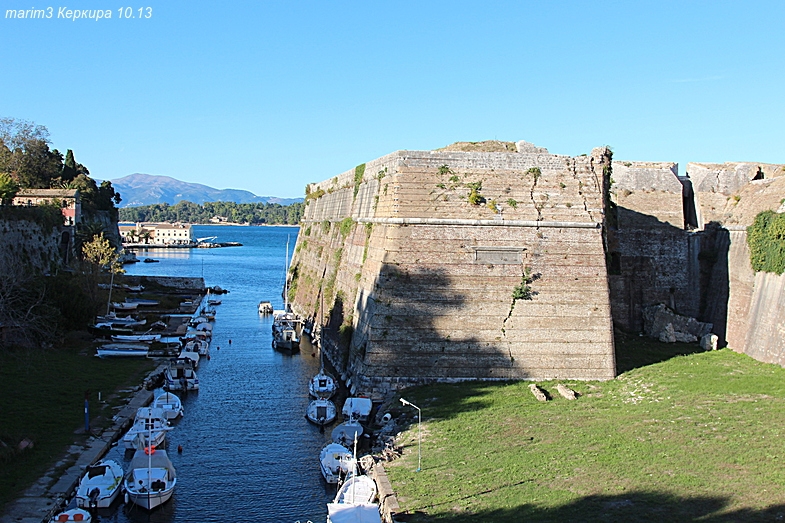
(95, 225, 334, 522)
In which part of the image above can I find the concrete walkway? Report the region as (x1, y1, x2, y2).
(0, 365, 166, 523)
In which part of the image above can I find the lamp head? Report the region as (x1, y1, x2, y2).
(399, 398, 411, 407)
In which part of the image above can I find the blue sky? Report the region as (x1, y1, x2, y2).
(2, 1, 783, 198)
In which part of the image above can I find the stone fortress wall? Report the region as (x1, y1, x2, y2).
(289, 140, 785, 395)
(609, 158, 785, 363)
(290, 142, 617, 394)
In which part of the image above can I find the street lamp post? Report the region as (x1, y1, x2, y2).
(399, 397, 421, 472)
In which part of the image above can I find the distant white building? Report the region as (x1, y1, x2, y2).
(150, 223, 193, 245)
(119, 223, 194, 245)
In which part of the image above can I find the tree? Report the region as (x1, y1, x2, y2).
(82, 233, 119, 269)
(0, 172, 19, 205)
(0, 117, 62, 188)
(80, 233, 122, 315)
(61, 149, 77, 182)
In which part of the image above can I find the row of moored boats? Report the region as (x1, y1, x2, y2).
(49, 296, 222, 522)
(306, 367, 383, 523)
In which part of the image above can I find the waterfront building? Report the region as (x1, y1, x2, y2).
(12, 188, 81, 226)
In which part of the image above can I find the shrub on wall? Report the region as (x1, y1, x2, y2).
(353, 163, 366, 199)
(339, 217, 354, 238)
(747, 210, 785, 275)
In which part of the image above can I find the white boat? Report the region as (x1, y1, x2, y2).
(309, 369, 337, 399)
(152, 392, 183, 420)
(124, 447, 177, 510)
(331, 420, 363, 447)
(75, 459, 124, 508)
(95, 313, 145, 326)
(319, 443, 354, 484)
(306, 399, 337, 426)
(342, 397, 373, 423)
(111, 301, 139, 311)
(178, 347, 200, 369)
(272, 237, 300, 352)
(183, 338, 210, 355)
(163, 359, 199, 391)
(326, 502, 382, 523)
(195, 322, 213, 333)
(272, 321, 300, 352)
(50, 508, 93, 522)
(258, 301, 273, 314)
(97, 343, 149, 358)
(334, 474, 378, 505)
(111, 333, 161, 343)
(123, 407, 170, 450)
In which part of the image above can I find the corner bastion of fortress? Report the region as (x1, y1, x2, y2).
(289, 143, 617, 395)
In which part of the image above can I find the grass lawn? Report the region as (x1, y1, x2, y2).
(387, 336, 785, 522)
(0, 336, 157, 511)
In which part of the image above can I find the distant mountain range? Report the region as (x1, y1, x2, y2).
(108, 173, 303, 208)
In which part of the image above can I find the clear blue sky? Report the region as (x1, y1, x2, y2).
(2, 1, 783, 198)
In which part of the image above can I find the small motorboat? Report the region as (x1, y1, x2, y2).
(95, 313, 146, 327)
(124, 447, 177, 510)
(258, 301, 273, 314)
(163, 358, 199, 391)
(122, 407, 170, 450)
(272, 311, 300, 352)
(309, 369, 337, 399)
(306, 399, 337, 426)
(319, 443, 354, 484)
(183, 338, 210, 355)
(342, 397, 373, 423)
(75, 459, 124, 508)
(50, 508, 92, 522)
(178, 346, 200, 369)
(331, 420, 363, 447)
(96, 343, 149, 358)
(111, 333, 161, 343)
(152, 392, 184, 420)
(111, 301, 139, 312)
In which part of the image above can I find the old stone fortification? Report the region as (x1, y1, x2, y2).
(289, 143, 617, 394)
(0, 219, 64, 274)
(291, 141, 785, 393)
(688, 163, 785, 361)
(609, 158, 785, 364)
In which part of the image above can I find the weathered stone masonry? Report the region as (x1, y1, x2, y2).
(289, 145, 617, 394)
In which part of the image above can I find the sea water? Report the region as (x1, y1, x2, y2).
(98, 225, 333, 523)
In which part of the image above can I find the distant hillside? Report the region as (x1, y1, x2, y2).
(110, 173, 303, 207)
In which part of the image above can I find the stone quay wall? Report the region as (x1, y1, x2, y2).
(289, 146, 617, 395)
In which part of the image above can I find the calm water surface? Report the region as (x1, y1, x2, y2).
(95, 225, 333, 523)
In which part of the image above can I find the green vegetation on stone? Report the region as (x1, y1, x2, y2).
(747, 210, 785, 274)
(353, 163, 366, 199)
(339, 217, 354, 238)
(466, 181, 484, 206)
